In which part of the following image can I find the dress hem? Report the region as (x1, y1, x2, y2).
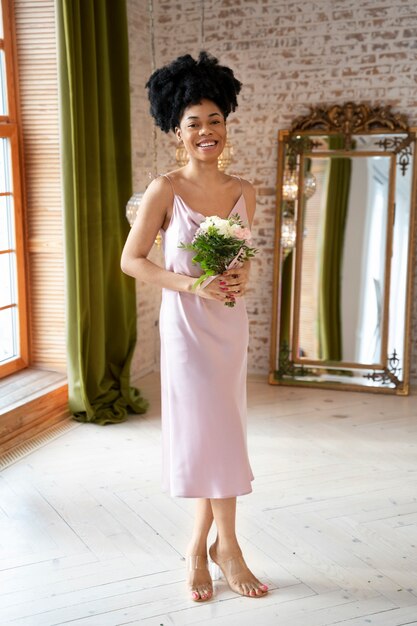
(163, 485, 254, 499)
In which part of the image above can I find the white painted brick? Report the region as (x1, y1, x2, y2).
(127, 0, 417, 386)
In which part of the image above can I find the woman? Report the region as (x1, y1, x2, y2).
(121, 51, 268, 602)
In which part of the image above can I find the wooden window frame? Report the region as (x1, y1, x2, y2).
(0, 0, 29, 378)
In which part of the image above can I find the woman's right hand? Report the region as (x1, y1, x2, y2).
(194, 266, 248, 305)
(195, 275, 235, 305)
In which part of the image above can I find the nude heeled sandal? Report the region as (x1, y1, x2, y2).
(208, 556, 222, 581)
(208, 544, 268, 597)
(185, 555, 213, 602)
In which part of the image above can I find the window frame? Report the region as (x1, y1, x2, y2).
(0, 0, 29, 378)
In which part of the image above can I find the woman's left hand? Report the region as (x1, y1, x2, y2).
(220, 262, 251, 300)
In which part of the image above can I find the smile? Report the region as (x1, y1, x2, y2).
(196, 140, 218, 149)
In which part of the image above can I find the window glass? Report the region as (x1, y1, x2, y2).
(0, 306, 18, 362)
(0, 50, 7, 116)
(0, 137, 12, 192)
(0, 193, 14, 250)
(0, 251, 16, 307)
(0, 0, 27, 375)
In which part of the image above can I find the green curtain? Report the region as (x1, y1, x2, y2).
(57, 0, 148, 424)
(279, 250, 293, 349)
(318, 138, 352, 361)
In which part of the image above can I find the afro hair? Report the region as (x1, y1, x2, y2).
(145, 51, 242, 133)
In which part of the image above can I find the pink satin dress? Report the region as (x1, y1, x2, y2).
(159, 174, 254, 498)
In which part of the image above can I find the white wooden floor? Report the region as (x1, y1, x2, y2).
(1, 373, 417, 626)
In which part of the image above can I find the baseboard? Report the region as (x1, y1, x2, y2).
(0, 382, 71, 454)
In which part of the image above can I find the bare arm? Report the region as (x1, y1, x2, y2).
(121, 176, 195, 293)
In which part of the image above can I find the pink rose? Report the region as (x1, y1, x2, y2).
(234, 227, 252, 241)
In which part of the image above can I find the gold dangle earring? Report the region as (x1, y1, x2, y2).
(176, 133, 189, 167)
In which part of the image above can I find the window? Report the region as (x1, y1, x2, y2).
(0, 0, 28, 378)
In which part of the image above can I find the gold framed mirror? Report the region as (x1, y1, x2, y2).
(269, 103, 417, 394)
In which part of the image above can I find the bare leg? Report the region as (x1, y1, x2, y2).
(186, 498, 214, 601)
(209, 497, 268, 597)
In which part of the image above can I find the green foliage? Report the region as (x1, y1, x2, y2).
(178, 217, 258, 294)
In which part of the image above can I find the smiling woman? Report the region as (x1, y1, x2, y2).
(121, 51, 268, 603)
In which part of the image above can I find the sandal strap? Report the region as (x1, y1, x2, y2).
(186, 555, 208, 571)
(216, 554, 246, 577)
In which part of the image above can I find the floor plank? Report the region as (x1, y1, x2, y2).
(1, 372, 417, 625)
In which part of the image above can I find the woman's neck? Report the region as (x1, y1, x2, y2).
(183, 159, 227, 186)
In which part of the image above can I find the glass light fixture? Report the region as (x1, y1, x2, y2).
(125, 183, 162, 247)
(303, 171, 317, 198)
(126, 192, 144, 227)
(282, 171, 298, 201)
(281, 214, 296, 250)
(282, 169, 317, 201)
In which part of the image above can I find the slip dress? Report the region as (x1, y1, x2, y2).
(159, 174, 254, 498)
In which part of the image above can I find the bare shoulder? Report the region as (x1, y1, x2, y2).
(145, 174, 174, 204)
(132, 174, 174, 231)
(240, 178, 256, 197)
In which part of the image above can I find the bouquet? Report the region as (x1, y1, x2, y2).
(179, 213, 258, 307)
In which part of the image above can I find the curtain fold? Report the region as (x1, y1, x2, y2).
(57, 0, 148, 424)
(279, 250, 293, 350)
(318, 138, 352, 361)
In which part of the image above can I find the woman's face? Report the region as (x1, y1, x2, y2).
(176, 99, 226, 163)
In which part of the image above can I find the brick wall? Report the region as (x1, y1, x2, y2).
(127, 0, 417, 384)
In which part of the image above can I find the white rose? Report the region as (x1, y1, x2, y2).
(216, 220, 232, 236)
(201, 216, 232, 236)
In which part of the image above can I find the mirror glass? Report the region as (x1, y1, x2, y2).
(270, 106, 416, 394)
(298, 154, 391, 366)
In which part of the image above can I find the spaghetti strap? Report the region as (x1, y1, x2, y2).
(233, 175, 243, 195)
(163, 173, 175, 196)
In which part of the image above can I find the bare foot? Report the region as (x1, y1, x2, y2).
(186, 554, 213, 602)
(209, 542, 268, 597)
